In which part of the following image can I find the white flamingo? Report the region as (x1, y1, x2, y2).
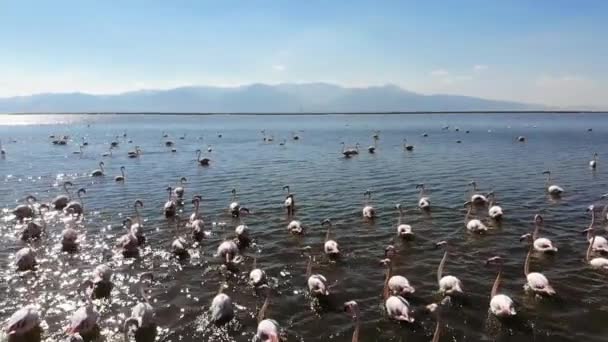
(322, 219, 340, 257)
(229, 189, 241, 217)
(163, 186, 177, 218)
(216, 240, 242, 265)
(362, 190, 376, 219)
(395, 204, 414, 239)
(249, 257, 267, 288)
(464, 201, 488, 233)
(382, 257, 414, 323)
(15, 247, 36, 271)
(586, 234, 608, 269)
(254, 286, 280, 342)
(52, 181, 73, 210)
(486, 256, 516, 317)
(124, 274, 156, 339)
(283, 185, 295, 216)
(542, 171, 564, 195)
(416, 183, 430, 210)
(287, 219, 304, 235)
(306, 255, 329, 297)
(209, 285, 234, 325)
(196, 149, 210, 166)
(436, 241, 464, 296)
(127, 146, 142, 158)
(590, 153, 598, 169)
(531, 214, 558, 253)
(5, 305, 41, 337)
(114, 166, 126, 182)
(380, 257, 415, 297)
(520, 233, 556, 296)
(12, 195, 37, 221)
(468, 181, 488, 205)
(583, 205, 608, 253)
(64, 188, 86, 216)
(0, 139, 5, 156)
(487, 192, 504, 220)
(90, 161, 105, 177)
(173, 177, 187, 199)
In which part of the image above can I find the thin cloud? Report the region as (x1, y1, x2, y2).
(272, 64, 286, 72)
(473, 64, 488, 72)
(430, 69, 449, 77)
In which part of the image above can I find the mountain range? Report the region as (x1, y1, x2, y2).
(0, 83, 540, 113)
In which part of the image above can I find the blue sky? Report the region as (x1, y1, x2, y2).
(0, 0, 606, 108)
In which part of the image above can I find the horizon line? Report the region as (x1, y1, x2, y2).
(3, 110, 606, 115)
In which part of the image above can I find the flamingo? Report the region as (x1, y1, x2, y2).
(306, 255, 329, 297)
(163, 187, 177, 218)
(283, 185, 295, 216)
(464, 201, 488, 233)
(114, 166, 126, 182)
(81, 264, 113, 300)
(254, 286, 280, 342)
(66, 302, 99, 341)
(124, 274, 156, 340)
(362, 190, 376, 219)
(52, 181, 73, 210)
(5, 305, 41, 338)
(12, 195, 37, 221)
(436, 241, 464, 296)
(584, 205, 608, 253)
(323, 219, 340, 257)
(229, 189, 241, 217)
(380, 257, 415, 297)
(210, 285, 233, 326)
(62, 226, 79, 252)
(531, 214, 558, 253)
(586, 234, 608, 269)
(234, 207, 251, 247)
(287, 219, 304, 235)
(102, 146, 113, 157)
(217, 240, 242, 265)
(249, 257, 267, 288)
(292, 132, 300, 140)
(395, 204, 414, 239)
(0, 139, 5, 156)
(130, 200, 145, 244)
(382, 257, 414, 322)
(416, 183, 430, 210)
(344, 301, 360, 342)
(543, 171, 564, 195)
(487, 192, 504, 220)
(15, 247, 36, 271)
(72, 144, 84, 155)
(127, 146, 141, 158)
(590, 153, 598, 169)
(117, 220, 140, 258)
(173, 177, 187, 199)
(403, 138, 414, 151)
(486, 256, 516, 317)
(90, 161, 105, 177)
(64, 188, 87, 216)
(20, 204, 48, 241)
(196, 149, 210, 166)
(368, 134, 378, 153)
(468, 181, 488, 205)
(520, 233, 556, 296)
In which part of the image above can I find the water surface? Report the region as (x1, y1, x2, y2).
(1, 113, 608, 342)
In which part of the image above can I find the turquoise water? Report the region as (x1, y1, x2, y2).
(1, 113, 608, 341)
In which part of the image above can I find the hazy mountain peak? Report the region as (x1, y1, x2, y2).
(0, 83, 539, 113)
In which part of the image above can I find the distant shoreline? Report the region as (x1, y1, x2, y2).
(2, 111, 607, 115)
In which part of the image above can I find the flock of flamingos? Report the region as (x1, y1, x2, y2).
(0, 128, 606, 342)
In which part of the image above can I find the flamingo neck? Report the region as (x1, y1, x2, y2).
(587, 235, 595, 262)
(437, 251, 447, 286)
(383, 263, 391, 300)
(524, 244, 532, 276)
(491, 268, 501, 298)
(351, 317, 359, 342)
